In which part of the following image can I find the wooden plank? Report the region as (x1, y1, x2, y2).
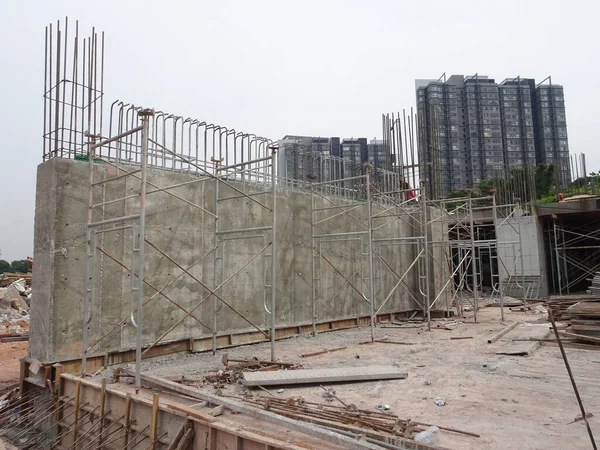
(120, 370, 381, 450)
(242, 366, 408, 387)
(70, 379, 81, 449)
(151, 393, 160, 449)
(560, 331, 600, 345)
(98, 377, 107, 448)
(124, 393, 132, 448)
(487, 322, 520, 344)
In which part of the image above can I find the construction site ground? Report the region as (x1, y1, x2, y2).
(0, 341, 26, 391)
(111, 306, 600, 450)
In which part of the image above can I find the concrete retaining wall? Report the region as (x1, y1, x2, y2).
(497, 213, 548, 298)
(30, 159, 446, 363)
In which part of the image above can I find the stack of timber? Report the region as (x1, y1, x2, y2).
(547, 292, 600, 349)
(545, 294, 600, 321)
(565, 301, 600, 340)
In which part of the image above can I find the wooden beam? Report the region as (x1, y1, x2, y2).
(151, 393, 160, 449)
(487, 322, 520, 344)
(98, 377, 107, 448)
(70, 379, 81, 450)
(124, 393, 132, 448)
(560, 331, 600, 345)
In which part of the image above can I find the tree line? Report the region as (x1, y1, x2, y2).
(0, 260, 30, 274)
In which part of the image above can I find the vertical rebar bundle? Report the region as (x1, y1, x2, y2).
(43, 17, 104, 161)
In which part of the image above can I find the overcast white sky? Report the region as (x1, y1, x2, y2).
(0, 0, 598, 261)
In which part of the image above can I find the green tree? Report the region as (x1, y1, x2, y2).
(10, 260, 29, 274)
(535, 163, 554, 199)
(0, 260, 10, 274)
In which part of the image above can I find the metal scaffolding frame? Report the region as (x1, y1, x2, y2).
(422, 196, 526, 323)
(310, 172, 376, 341)
(551, 217, 600, 295)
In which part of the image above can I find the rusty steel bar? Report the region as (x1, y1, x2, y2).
(549, 310, 597, 450)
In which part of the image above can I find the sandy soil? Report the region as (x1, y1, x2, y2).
(117, 306, 600, 449)
(0, 342, 26, 391)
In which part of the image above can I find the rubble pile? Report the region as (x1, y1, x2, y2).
(0, 276, 31, 337)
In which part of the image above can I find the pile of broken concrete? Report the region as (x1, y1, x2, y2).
(0, 278, 30, 335)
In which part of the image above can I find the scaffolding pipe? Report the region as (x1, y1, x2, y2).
(270, 147, 277, 360)
(366, 168, 376, 342)
(134, 111, 151, 389)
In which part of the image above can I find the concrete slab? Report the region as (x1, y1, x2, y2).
(242, 365, 408, 386)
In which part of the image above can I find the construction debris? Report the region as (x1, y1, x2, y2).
(0, 277, 31, 337)
(434, 397, 446, 407)
(243, 394, 479, 447)
(321, 387, 336, 401)
(568, 412, 594, 425)
(200, 355, 301, 388)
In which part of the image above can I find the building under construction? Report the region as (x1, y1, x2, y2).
(4, 19, 600, 450)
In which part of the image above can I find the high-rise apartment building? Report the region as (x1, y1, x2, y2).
(498, 78, 536, 171)
(278, 135, 391, 185)
(278, 135, 339, 184)
(367, 139, 390, 169)
(417, 74, 570, 198)
(534, 82, 570, 186)
(340, 138, 367, 165)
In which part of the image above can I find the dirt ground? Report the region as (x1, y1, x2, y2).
(119, 306, 600, 450)
(0, 341, 26, 391)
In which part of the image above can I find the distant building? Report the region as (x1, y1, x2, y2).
(278, 135, 390, 185)
(417, 74, 570, 198)
(340, 138, 367, 165)
(498, 78, 536, 171)
(367, 139, 390, 169)
(533, 82, 570, 187)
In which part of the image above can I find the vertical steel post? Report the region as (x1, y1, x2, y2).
(516, 205, 526, 306)
(213, 166, 220, 354)
(422, 182, 431, 330)
(492, 196, 504, 322)
(135, 110, 151, 390)
(270, 147, 278, 360)
(561, 225, 570, 295)
(553, 219, 562, 295)
(366, 168, 376, 342)
(469, 197, 478, 322)
(310, 182, 317, 335)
